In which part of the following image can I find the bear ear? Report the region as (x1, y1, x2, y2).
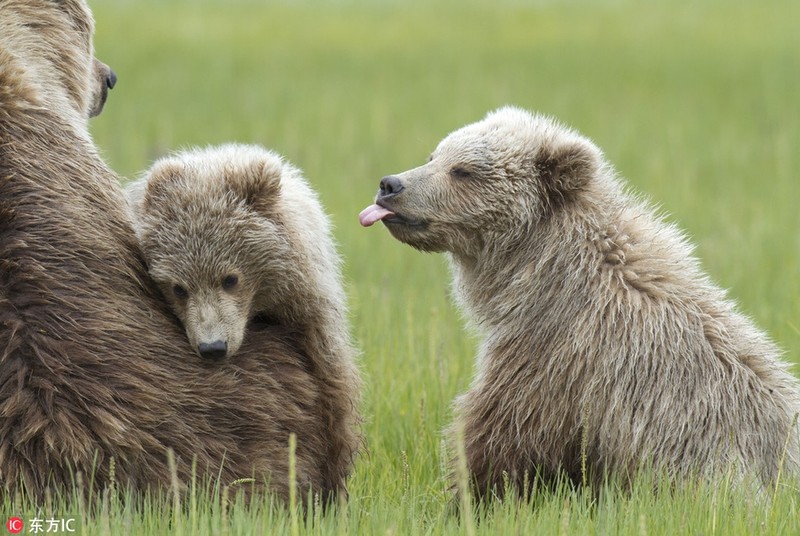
(536, 140, 599, 203)
(141, 161, 185, 212)
(225, 156, 282, 214)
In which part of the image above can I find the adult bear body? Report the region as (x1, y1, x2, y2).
(0, 0, 360, 502)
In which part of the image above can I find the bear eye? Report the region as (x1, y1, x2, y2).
(222, 274, 239, 290)
(450, 166, 472, 180)
(172, 284, 188, 299)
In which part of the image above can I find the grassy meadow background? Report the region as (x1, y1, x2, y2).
(19, 0, 800, 533)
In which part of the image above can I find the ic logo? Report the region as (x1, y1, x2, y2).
(5, 517, 23, 534)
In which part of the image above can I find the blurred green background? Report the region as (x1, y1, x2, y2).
(86, 0, 799, 532)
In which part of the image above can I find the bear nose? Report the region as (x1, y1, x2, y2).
(198, 340, 227, 361)
(378, 175, 404, 198)
(106, 69, 117, 90)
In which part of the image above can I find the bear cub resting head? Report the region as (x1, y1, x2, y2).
(127, 144, 325, 361)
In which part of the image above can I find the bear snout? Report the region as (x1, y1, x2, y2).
(89, 60, 117, 118)
(197, 340, 228, 361)
(378, 175, 405, 199)
(106, 69, 118, 90)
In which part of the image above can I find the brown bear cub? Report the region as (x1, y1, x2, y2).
(127, 144, 351, 365)
(127, 144, 362, 499)
(361, 106, 800, 496)
(1, 0, 359, 503)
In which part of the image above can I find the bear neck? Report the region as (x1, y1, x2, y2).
(252, 237, 356, 380)
(447, 183, 628, 335)
(0, 46, 92, 143)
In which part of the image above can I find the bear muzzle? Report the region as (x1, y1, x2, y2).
(197, 340, 228, 361)
(89, 60, 117, 117)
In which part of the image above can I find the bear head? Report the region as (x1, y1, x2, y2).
(360, 106, 603, 259)
(131, 145, 286, 361)
(0, 0, 116, 133)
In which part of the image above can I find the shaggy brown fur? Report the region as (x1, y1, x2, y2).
(0, 0, 360, 502)
(126, 144, 362, 484)
(361, 106, 800, 497)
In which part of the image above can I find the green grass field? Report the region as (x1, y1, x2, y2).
(7, 0, 800, 533)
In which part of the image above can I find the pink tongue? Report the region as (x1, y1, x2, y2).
(359, 204, 395, 227)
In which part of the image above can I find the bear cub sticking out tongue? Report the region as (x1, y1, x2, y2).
(358, 105, 800, 499)
(359, 204, 394, 227)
